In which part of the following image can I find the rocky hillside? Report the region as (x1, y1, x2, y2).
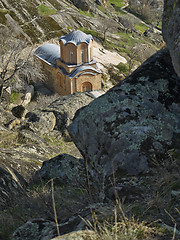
(1, 0, 180, 240)
(0, 0, 163, 78)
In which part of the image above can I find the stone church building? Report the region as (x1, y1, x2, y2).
(34, 30, 102, 95)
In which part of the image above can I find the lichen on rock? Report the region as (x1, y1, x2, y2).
(68, 49, 180, 182)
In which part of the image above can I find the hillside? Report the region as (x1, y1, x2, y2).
(1, 1, 180, 240)
(0, 0, 163, 82)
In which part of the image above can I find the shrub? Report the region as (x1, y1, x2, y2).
(116, 62, 129, 75)
(10, 92, 20, 103)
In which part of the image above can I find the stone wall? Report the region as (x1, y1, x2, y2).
(75, 74, 102, 92)
(77, 42, 89, 64)
(61, 42, 77, 65)
(60, 41, 93, 65)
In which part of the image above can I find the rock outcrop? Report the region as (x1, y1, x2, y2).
(34, 154, 84, 185)
(68, 48, 180, 182)
(45, 92, 93, 133)
(12, 219, 58, 240)
(25, 110, 56, 135)
(162, 0, 180, 79)
(70, 0, 92, 11)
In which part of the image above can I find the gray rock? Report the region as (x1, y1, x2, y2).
(0, 105, 15, 125)
(12, 219, 57, 240)
(34, 154, 84, 185)
(70, 0, 92, 11)
(25, 111, 56, 135)
(46, 92, 93, 133)
(68, 49, 180, 182)
(12, 204, 113, 240)
(22, 85, 34, 106)
(162, 0, 180, 78)
(95, 0, 103, 5)
(171, 190, 180, 198)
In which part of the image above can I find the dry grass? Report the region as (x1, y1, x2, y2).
(83, 203, 157, 240)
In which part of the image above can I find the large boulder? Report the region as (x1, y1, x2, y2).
(162, 0, 180, 78)
(70, 0, 92, 11)
(45, 92, 93, 133)
(68, 49, 180, 182)
(25, 110, 56, 135)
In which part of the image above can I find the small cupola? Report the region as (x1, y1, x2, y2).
(59, 30, 93, 65)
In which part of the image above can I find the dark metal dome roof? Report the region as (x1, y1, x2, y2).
(60, 30, 93, 46)
(34, 44, 60, 66)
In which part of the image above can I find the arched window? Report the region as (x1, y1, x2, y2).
(70, 51, 73, 64)
(81, 82, 92, 92)
(81, 50, 84, 63)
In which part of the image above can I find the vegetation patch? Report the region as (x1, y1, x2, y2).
(0, 8, 10, 24)
(10, 92, 20, 103)
(0, 131, 18, 148)
(98, 5, 107, 14)
(0, 9, 9, 14)
(135, 23, 148, 34)
(116, 32, 135, 47)
(37, 4, 56, 15)
(79, 9, 94, 17)
(116, 62, 129, 75)
(108, 0, 125, 11)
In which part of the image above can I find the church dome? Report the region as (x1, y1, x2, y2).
(59, 30, 93, 46)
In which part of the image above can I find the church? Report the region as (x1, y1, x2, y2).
(34, 30, 102, 95)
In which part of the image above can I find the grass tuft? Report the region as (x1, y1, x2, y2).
(37, 4, 56, 15)
(79, 9, 94, 17)
(10, 92, 20, 103)
(135, 23, 148, 34)
(108, 0, 125, 11)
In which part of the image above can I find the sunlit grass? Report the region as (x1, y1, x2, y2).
(79, 9, 94, 17)
(37, 4, 56, 15)
(108, 0, 125, 11)
(135, 23, 148, 34)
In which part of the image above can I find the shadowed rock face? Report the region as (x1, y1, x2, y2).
(162, 0, 180, 78)
(34, 154, 84, 185)
(68, 48, 180, 179)
(0, 167, 26, 210)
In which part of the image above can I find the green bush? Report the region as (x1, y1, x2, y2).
(116, 62, 129, 75)
(10, 92, 20, 103)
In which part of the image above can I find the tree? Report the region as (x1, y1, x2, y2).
(100, 17, 119, 42)
(0, 27, 31, 99)
(118, 17, 134, 33)
(127, 0, 163, 24)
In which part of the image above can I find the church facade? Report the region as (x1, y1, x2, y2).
(34, 30, 102, 95)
